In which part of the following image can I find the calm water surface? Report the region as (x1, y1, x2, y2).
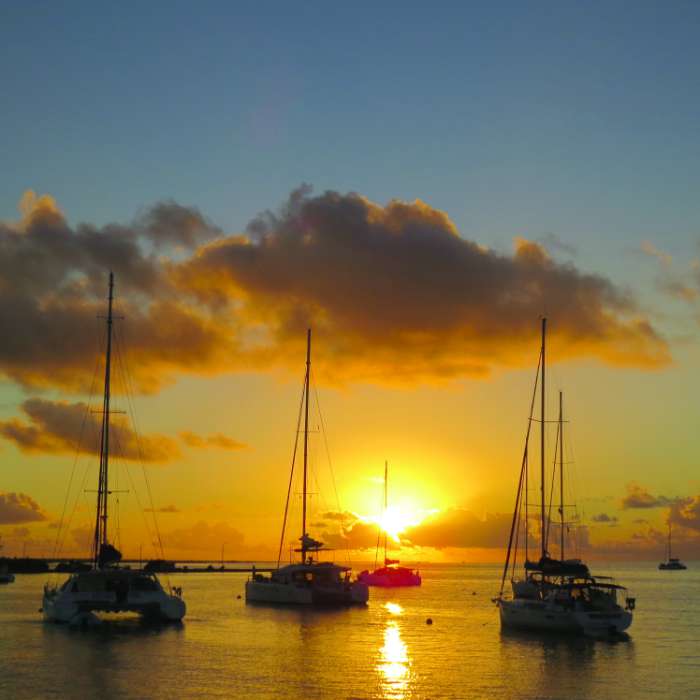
(1, 563, 697, 699)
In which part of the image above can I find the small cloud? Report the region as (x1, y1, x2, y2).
(621, 483, 674, 509)
(536, 232, 577, 257)
(179, 430, 247, 451)
(0, 492, 47, 524)
(320, 511, 354, 522)
(639, 240, 672, 267)
(144, 505, 180, 514)
(591, 513, 618, 524)
(670, 495, 700, 532)
(0, 398, 180, 462)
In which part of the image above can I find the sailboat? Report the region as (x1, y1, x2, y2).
(358, 462, 421, 587)
(496, 318, 635, 637)
(659, 523, 687, 570)
(245, 329, 369, 606)
(42, 273, 186, 624)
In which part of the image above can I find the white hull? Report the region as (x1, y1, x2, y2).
(498, 598, 632, 637)
(42, 572, 185, 623)
(245, 580, 313, 605)
(43, 589, 185, 623)
(245, 579, 368, 606)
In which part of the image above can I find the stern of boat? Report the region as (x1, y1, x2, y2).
(158, 591, 186, 621)
(42, 585, 78, 623)
(350, 581, 369, 604)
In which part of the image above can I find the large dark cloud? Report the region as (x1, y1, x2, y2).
(0, 192, 232, 392)
(0, 492, 47, 524)
(178, 187, 669, 382)
(403, 508, 513, 549)
(0, 188, 669, 393)
(0, 398, 180, 462)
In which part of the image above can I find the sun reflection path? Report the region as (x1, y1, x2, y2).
(378, 604, 411, 699)
(385, 602, 403, 616)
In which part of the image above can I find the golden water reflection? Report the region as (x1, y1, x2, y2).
(384, 601, 403, 616)
(378, 616, 411, 699)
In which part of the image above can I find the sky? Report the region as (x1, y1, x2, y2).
(2, 1, 700, 563)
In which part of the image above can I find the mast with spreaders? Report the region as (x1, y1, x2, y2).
(383, 460, 388, 565)
(301, 328, 311, 563)
(92, 272, 116, 569)
(559, 390, 564, 561)
(540, 317, 546, 560)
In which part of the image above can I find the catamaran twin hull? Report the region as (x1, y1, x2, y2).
(42, 572, 186, 623)
(498, 599, 632, 637)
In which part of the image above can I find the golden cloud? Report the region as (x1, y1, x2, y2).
(0, 187, 670, 394)
(0, 398, 180, 462)
(179, 431, 247, 451)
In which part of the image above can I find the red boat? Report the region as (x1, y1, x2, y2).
(358, 561, 421, 587)
(358, 462, 421, 588)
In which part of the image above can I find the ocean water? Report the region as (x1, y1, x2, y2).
(1, 562, 698, 699)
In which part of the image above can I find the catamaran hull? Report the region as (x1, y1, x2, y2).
(498, 600, 632, 637)
(42, 591, 186, 623)
(245, 580, 368, 606)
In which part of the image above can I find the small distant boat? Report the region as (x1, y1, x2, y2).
(496, 318, 635, 637)
(245, 329, 369, 607)
(0, 564, 15, 585)
(42, 273, 185, 624)
(659, 523, 687, 570)
(358, 462, 421, 587)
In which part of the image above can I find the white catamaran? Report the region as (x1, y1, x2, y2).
(42, 273, 185, 624)
(496, 318, 635, 637)
(245, 329, 369, 607)
(358, 461, 421, 587)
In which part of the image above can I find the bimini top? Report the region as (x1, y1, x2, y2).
(525, 556, 591, 578)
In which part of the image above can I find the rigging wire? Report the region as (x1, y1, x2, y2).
(311, 369, 352, 567)
(276, 374, 306, 568)
(499, 347, 541, 598)
(114, 323, 166, 561)
(545, 419, 560, 554)
(51, 330, 102, 561)
(55, 413, 103, 560)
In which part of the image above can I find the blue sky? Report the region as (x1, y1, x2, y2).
(3, 2, 700, 558)
(3, 0, 700, 263)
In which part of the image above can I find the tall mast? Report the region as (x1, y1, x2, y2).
(540, 317, 546, 560)
(383, 460, 388, 564)
(559, 391, 564, 561)
(93, 272, 114, 569)
(301, 328, 311, 562)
